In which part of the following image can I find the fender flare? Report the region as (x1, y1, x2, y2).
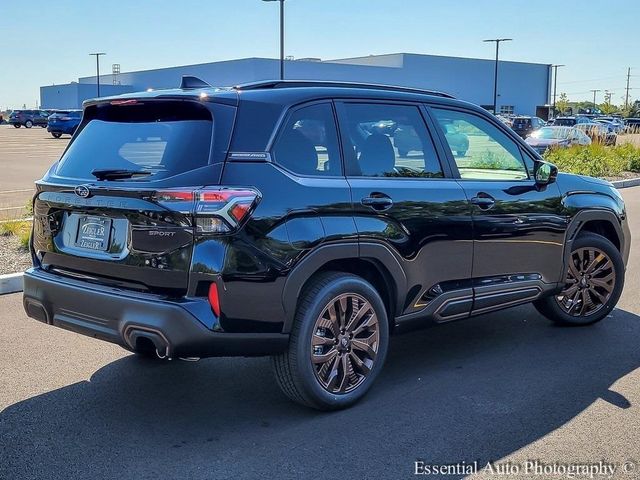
(281, 242, 407, 333)
(562, 208, 624, 278)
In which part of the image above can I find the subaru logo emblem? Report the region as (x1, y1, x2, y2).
(74, 185, 91, 198)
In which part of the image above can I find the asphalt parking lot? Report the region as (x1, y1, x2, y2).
(0, 125, 69, 219)
(1, 174, 640, 480)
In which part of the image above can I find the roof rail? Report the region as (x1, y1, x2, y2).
(233, 80, 455, 99)
(180, 75, 212, 89)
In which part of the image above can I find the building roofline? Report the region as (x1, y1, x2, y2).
(325, 52, 551, 68)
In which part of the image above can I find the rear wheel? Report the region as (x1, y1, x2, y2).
(534, 233, 624, 326)
(51, 132, 62, 138)
(25, 120, 33, 128)
(272, 272, 389, 410)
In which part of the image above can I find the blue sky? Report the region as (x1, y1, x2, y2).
(1, 0, 638, 109)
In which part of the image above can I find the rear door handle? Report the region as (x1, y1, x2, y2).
(361, 194, 393, 211)
(470, 193, 496, 210)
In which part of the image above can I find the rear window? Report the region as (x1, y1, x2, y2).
(513, 118, 531, 127)
(554, 118, 576, 126)
(55, 101, 213, 181)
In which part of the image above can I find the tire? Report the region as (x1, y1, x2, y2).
(13, 124, 20, 128)
(51, 132, 62, 138)
(25, 120, 33, 128)
(272, 272, 389, 410)
(534, 233, 624, 326)
(457, 150, 467, 157)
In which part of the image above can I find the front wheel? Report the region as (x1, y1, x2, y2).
(24, 120, 33, 128)
(534, 233, 624, 326)
(272, 272, 389, 410)
(51, 132, 62, 138)
(13, 124, 20, 128)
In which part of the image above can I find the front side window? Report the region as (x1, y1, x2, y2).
(339, 103, 443, 178)
(272, 103, 341, 176)
(432, 108, 528, 181)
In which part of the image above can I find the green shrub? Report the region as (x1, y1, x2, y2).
(543, 143, 640, 177)
(0, 220, 31, 249)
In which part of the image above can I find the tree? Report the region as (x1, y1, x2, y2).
(599, 102, 618, 115)
(555, 93, 569, 116)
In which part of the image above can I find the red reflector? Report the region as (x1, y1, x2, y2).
(229, 202, 251, 222)
(208, 283, 221, 317)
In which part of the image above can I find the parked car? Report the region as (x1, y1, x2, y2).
(511, 116, 546, 138)
(595, 117, 624, 134)
(8, 109, 50, 128)
(525, 126, 591, 154)
(23, 79, 630, 410)
(47, 110, 82, 138)
(575, 122, 617, 145)
(551, 116, 592, 127)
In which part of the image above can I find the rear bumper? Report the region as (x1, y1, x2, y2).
(47, 124, 76, 134)
(22, 268, 289, 358)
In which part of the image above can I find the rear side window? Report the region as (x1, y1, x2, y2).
(272, 103, 342, 176)
(339, 103, 443, 178)
(55, 101, 213, 181)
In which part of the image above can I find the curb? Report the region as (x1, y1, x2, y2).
(0, 272, 24, 295)
(611, 178, 640, 189)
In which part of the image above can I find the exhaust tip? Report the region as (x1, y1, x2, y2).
(125, 327, 171, 360)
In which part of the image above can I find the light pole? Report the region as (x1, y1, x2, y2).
(590, 89, 601, 113)
(483, 38, 512, 114)
(262, 0, 285, 80)
(89, 52, 106, 97)
(551, 64, 565, 117)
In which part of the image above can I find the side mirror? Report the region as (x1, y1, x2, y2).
(535, 161, 558, 186)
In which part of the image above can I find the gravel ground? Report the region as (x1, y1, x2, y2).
(0, 235, 31, 274)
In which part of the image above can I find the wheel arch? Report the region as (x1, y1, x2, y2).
(281, 242, 407, 333)
(563, 208, 626, 280)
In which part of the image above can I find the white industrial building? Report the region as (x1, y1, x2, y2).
(40, 53, 552, 116)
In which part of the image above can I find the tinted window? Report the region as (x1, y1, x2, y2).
(339, 103, 443, 178)
(513, 118, 531, 128)
(272, 103, 341, 176)
(432, 108, 528, 181)
(56, 119, 212, 180)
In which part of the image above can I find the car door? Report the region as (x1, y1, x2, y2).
(428, 106, 568, 315)
(335, 101, 474, 324)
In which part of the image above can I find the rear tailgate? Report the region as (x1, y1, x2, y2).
(33, 183, 197, 293)
(31, 98, 234, 295)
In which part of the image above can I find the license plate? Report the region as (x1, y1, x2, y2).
(75, 216, 111, 251)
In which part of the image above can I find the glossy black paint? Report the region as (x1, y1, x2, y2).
(24, 82, 631, 357)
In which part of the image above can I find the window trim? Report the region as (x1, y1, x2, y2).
(268, 100, 345, 178)
(424, 104, 534, 183)
(334, 99, 451, 180)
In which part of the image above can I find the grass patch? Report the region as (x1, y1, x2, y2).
(543, 143, 640, 177)
(0, 220, 31, 249)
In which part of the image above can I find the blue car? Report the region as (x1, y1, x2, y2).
(47, 110, 82, 138)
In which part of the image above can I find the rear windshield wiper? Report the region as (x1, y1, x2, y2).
(91, 169, 152, 181)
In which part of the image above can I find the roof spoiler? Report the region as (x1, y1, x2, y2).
(180, 75, 211, 89)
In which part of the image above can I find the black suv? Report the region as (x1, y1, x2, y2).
(23, 79, 630, 410)
(8, 109, 50, 128)
(511, 116, 546, 138)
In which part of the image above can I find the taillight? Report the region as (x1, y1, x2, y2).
(154, 187, 260, 234)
